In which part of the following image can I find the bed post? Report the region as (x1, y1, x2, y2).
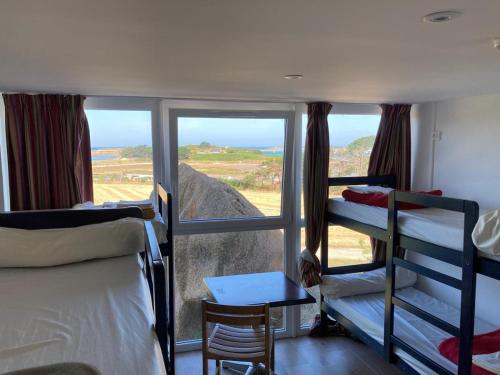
(320, 207, 329, 333)
(158, 183, 175, 375)
(384, 191, 397, 363)
(457, 201, 479, 375)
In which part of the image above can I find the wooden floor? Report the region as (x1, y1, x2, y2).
(176, 336, 403, 375)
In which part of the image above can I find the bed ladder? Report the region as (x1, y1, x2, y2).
(384, 191, 479, 375)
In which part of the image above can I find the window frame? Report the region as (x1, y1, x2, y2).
(169, 108, 295, 233)
(0, 95, 9, 211)
(164, 101, 299, 350)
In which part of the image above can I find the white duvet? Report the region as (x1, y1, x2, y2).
(0, 255, 166, 375)
(328, 198, 498, 259)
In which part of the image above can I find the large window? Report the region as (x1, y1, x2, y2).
(300, 112, 381, 326)
(85, 109, 153, 204)
(169, 107, 295, 347)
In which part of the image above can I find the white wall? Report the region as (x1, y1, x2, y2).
(411, 93, 500, 325)
(410, 104, 434, 191)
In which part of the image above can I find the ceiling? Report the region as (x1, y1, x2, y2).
(1, 0, 499, 103)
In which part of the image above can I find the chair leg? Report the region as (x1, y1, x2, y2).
(202, 353, 208, 375)
(271, 343, 275, 372)
(215, 359, 220, 375)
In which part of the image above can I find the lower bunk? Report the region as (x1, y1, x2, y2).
(0, 254, 166, 375)
(323, 286, 499, 375)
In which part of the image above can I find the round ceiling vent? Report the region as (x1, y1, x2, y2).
(422, 11, 462, 23)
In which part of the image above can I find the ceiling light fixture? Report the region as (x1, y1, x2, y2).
(493, 38, 500, 50)
(422, 10, 462, 23)
(284, 74, 303, 80)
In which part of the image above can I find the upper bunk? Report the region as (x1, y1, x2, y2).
(325, 175, 500, 281)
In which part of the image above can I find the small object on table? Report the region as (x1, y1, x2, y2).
(203, 272, 316, 374)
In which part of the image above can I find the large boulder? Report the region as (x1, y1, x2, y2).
(175, 163, 283, 341)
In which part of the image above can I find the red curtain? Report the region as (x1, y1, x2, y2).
(298, 102, 332, 287)
(2, 94, 93, 210)
(368, 103, 412, 261)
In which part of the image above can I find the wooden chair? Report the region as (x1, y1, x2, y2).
(202, 300, 275, 375)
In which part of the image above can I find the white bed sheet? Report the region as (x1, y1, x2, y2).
(328, 198, 497, 260)
(326, 287, 497, 375)
(0, 255, 166, 375)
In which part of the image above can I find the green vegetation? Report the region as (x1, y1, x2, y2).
(120, 145, 152, 158)
(178, 144, 282, 162)
(347, 135, 376, 154)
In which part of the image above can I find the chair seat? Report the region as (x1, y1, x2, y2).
(207, 324, 274, 360)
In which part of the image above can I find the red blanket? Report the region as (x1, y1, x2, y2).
(439, 329, 500, 374)
(341, 189, 443, 209)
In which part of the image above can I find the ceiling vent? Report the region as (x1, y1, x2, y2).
(422, 11, 462, 23)
(493, 38, 500, 50)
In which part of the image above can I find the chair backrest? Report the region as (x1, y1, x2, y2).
(201, 300, 271, 360)
(203, 301, 269, 326)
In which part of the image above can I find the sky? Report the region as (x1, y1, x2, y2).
(85, 110, 380, 148)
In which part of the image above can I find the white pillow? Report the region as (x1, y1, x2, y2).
(347, 185, 394, 194)
(320, 266, 417, 299)
(0, 218, 144, 268)
(472, 209, 500, 255)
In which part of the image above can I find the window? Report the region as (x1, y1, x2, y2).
(177, 117, 285, 219)
(168, 106, 295, 348)
(85, 109, 154, 204)
(300, 112, 381, 326)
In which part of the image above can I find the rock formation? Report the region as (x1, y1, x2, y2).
(174, 163, 283, 341)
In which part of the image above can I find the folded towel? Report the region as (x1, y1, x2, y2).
(439, 329, 500, 375)
(342, 189, 443, 210)
(473, 351, 500, 375)
(472, 210, 500, 255)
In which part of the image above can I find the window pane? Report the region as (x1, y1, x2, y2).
(177, 117, 285, 220)
(328, 114, 379, 177)
(299, 226, 373, 326)
(86, 110, 153, 205)
(174, 230, 284, 342)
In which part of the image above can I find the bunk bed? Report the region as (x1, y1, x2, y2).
(0, 186, 175, 375)
(320, 176, 500, 375)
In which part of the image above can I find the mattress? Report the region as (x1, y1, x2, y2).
(0, 255, 166, 375)
(328, 198, 498, 260)
(325, 287, 497, 375)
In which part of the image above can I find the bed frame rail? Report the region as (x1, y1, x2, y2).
(322, 175, 395, 276)
(157, 183, 175, 375)
(385, 191, 479, 375)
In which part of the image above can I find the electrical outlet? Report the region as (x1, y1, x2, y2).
(432, 130, 442, 141)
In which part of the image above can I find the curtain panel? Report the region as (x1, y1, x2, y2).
(297, 102, 332, 287)
(368, 103, 412, 261)
(3, 94, 93, 210)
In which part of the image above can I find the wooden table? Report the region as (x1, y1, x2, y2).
(203, 272, 316, 374)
